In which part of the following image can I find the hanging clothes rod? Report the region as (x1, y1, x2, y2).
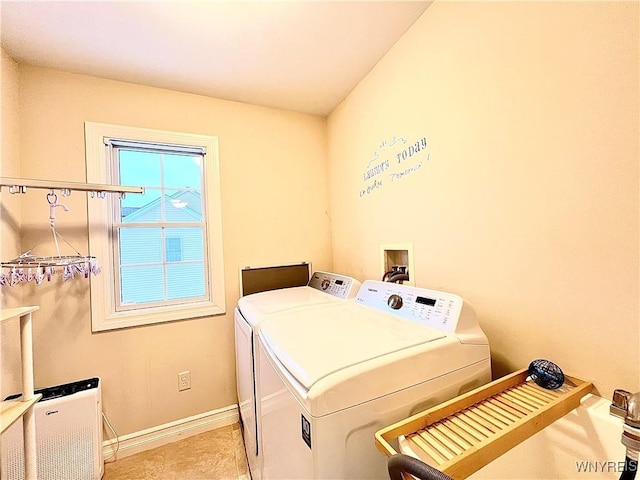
(0, 177, 144, 196)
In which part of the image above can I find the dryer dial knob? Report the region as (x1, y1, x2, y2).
(388, 294, 403, 310)
(321, 279, 330, 290)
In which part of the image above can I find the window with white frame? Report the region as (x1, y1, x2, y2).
(85, 122, 225, 331)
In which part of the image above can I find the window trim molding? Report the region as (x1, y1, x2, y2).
(85, 122, 225, 332)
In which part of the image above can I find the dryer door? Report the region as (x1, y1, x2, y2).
(233, 308, 261, 479)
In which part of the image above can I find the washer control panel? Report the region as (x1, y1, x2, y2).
(356, 280, 464, 333)
(308, 272, 361, 299)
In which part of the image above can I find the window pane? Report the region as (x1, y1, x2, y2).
(120, 188, 163, 222)
(119, 150, 161, 187)
(165, 191, 203, 222)
(109, 137, 213, 310)
(163, 154, 202, 190)
(120, 265, 165, 304)
(119, 227, 162, 265)
(166, 263, 205, 300)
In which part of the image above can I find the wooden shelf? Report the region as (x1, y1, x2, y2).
(375, 369, 593, 480)
(1, 395, 42, 434)
(1, 306, 39, 323)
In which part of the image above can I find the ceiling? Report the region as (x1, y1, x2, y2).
(0, 1, 431, 116)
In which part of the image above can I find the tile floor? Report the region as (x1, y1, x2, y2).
(103, 423, 250, 480)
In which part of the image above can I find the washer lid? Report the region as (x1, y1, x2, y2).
(238, 286, 344, 325)
(259, 303, 447, 390)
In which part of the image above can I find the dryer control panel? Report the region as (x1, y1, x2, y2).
(308, 271, 361, 300)
(355, 280, 465, 333)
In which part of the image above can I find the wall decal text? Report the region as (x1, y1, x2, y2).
(359, 135, 430, 198)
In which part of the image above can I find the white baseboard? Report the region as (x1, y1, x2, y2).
(102, 404, 239, 462)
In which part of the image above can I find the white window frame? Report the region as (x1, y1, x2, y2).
(85, 122, 225, 332)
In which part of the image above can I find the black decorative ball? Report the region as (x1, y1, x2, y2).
(528, 359, 565, 390)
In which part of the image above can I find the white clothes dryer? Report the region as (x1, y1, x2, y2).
(234, 271, 361, 479)
(256, 280, 491, 479)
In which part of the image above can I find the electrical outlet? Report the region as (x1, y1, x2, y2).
(178, 371, 191, 391)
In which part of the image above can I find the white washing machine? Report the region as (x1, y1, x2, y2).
(234, 271, 361, 480)
(257, 280, 492, 479)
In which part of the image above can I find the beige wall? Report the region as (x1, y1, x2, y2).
(327, 1, 639, 398)
(1, 65, 331, 435)
(1, 49, 22, 301)
(1, 48, 24, 396)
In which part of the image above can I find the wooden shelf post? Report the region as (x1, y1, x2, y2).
(1, 306, 42, 480)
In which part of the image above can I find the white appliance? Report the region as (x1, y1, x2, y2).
(234, 271, 361, 480)
(257, 280, 491, 479)
(1, 378, 103, 480)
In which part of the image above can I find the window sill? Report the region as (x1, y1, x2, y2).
(92, 302, 226, 332)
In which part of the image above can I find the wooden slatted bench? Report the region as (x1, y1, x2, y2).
(375, 368, 593, 480)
